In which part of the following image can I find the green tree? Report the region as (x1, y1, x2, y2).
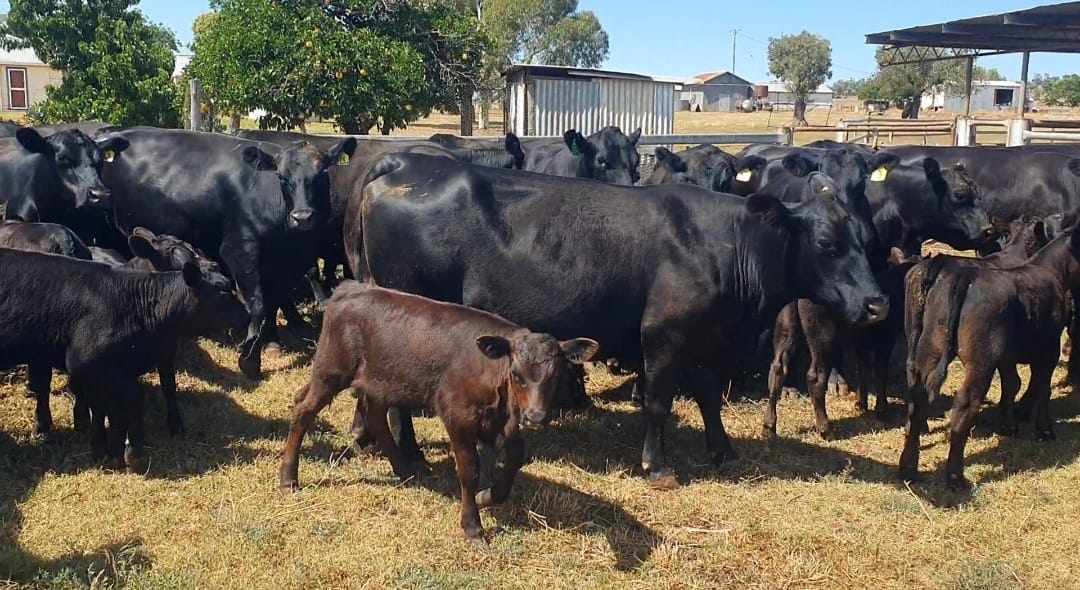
(1044, 75, 1080, 107)
(189, 0, 487, 135)
(455, 0, 609, 129)
(767, 32, 832, 125)
(832, 78, 865, 98)
(870, 48, 1005, 118)
(0, 0, 181, 126)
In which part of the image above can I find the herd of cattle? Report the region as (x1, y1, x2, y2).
(2, 118, 1080, 542)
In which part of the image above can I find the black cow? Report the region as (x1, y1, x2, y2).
(349, 153, 887, 487)
(522, 126, 642, 185)
(0, 127, 129, 222)
(0, 219, 93, 259)
(0, 248, 236, 469)
(98, 127, 356, 379)
(882, 145, 1080, 222)
(642, 144, 737, 192)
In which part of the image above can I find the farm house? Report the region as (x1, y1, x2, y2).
(920, 80, 1032, 112)
(681, 71, 756, 112)
(763, 81, 834, 109)
(503, 64, 676, 137)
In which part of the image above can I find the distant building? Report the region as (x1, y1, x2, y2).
(921, 81, 1031, 113)
(681, 71, 756, 112)
(763, 82, 834, 110)
(0, 36, 62, 120)
(503, 64, 676, 137)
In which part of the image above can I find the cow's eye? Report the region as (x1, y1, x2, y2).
(817, 238, 839, 255)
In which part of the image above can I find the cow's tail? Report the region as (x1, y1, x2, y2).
(926, 266, 974, 403)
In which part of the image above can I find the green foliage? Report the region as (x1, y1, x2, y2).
(188, 0, 488, 133)
(1044, 75, 1080, 107)
(0, 0, 181, 126)
(869, 48, 1005, 103)
(766, 31, 831, 123)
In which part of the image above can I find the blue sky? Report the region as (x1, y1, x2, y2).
(58, 1, 1080, 83)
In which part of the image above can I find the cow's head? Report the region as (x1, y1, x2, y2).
(874, 154, 995, 251)
(747, 173, 889, 325)
(563, 126, 642, 185)
(127, 227, 232, 291)
(242, 137, 357, 231)
(476, 332, 599, 427)
(647, 145, 735, 192)
(16, 128, 129, 211)
(818, 148, 882, 266)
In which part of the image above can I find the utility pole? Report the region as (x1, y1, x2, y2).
(731, 29, 738, 73)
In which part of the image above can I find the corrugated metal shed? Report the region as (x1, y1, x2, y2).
(504, 64, 675, 137)
(684, 71, 754, 112)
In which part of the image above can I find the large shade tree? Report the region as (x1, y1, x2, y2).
(767, 32, 832, 126)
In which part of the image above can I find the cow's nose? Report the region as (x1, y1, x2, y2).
(864, 297, 889, 324)
(523, 407, 550, 426)
(290, 209, 315, 229)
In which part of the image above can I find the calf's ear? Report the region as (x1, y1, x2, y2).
(559, 338, 600, 365)
(242, 146, 278, 171)
(476, 335, 512, 359)
(96, 136, 130, 157)
(326, 137, 358, 167)
(745, 193, 791, 230)
(181, 261, 201, 287)
(128, 234, 158, 260)
(628, 127, 642, 145)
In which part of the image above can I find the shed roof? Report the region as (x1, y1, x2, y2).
(762, 82, 834, 94)
(688, 71, 753, 86)
(502, 64, 676, 84)
(0, 36, 45, 66)
(867, 1, 1080, 62)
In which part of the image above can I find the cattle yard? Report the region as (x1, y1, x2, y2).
(5, 97, 1080, 590)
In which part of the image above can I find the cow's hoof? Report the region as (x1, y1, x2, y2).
(897, 463, 920, 482)
(760, 426, 778, 441)
(31, 426, 50, 440)
(125, 449, 148, 475)
(945, 472, 971, 491)
(1036, 429, 1057, 441)
(465, 534, 488, 549)
(818, 426, 834, 441)
(646, 470, 680, 490)
(712, 449, 739, 465)
(781, 386, 799, 398)
(351, 440, 379, 457)
(279, 478, 300, 494)
(238, 353, 262, 380)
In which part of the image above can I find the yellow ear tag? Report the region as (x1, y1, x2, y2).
(870, 166, 888, 182)
(337, 152, 350, 165)
(822, 185, 830, 192)
(104, 150, 115, 163)
(735, 169, 753, 182)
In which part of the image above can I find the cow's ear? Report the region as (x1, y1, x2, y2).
(562, 130, 590, 156)
(15, 128, 52, 156)
(476, 335, 511, 359)
(181, 261, 201, 287)
(559, 338, 599, 365)
(127, 234, 158, 260)
(504, 133, 522, 157)
(325, 137, 357, 167)
(867, 152, 900, 182)
(1034, 220, 1049, 244)
(242, 146, 278, 171)
(1068, 158, 1080, 179)
(654, 147, 686, 172)
(628, 127, 642, 145)
(733, 155, 766, 183)
(96, 136, 130, 159)
(745, 193, 791, 230)
(808, 172, 837, 203)
(781, 153, 815, 177)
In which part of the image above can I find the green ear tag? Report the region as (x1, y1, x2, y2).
(570, 139, 582, 156)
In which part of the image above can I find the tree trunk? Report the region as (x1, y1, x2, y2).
(478, 88, 491, 130)
(339, 120, 368, 135)
(902, 93, 921, 119)
(793, 95, 808, 126)
(459, 83, 475, 136)
(228, 113, 241, 134)
(298, 120, 307, 133)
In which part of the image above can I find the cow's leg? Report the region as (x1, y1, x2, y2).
(688, 370, 736, 465)
(156, 344, 185, 436)
(944, 366, 993, 490)
(220, 237, 266, 379)
(29, 363, 53, 437)
(363, 398, 417, 483)
(855, 347, 873, 412)
(280, 375, 347, 491)
(639, 326, 683, 489)
(349, 405, 423, 463)
(763, 304, 798, 438)
(1068, 290, 1080, 385)
(449, 429, 484, 544)
(806, 343, 837, 440)
(1030, 360, 1057, 441)
(120, 380, 148, 473)
(476, 424, 524, 508)
(898, 384, 929, 481)
(997, 363, 1021, 437)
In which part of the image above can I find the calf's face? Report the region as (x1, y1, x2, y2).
(16, 128, 129, 210)
(128, 227, 232, 291)
(243, 138, 357, 231)
(476, 333, 599, 426)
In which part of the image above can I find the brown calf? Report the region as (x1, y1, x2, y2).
(903, 225, 1080, 488)
(278, 282, 598, 543)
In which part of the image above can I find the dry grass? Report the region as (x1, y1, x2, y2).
(3, 304, 1080, 589)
